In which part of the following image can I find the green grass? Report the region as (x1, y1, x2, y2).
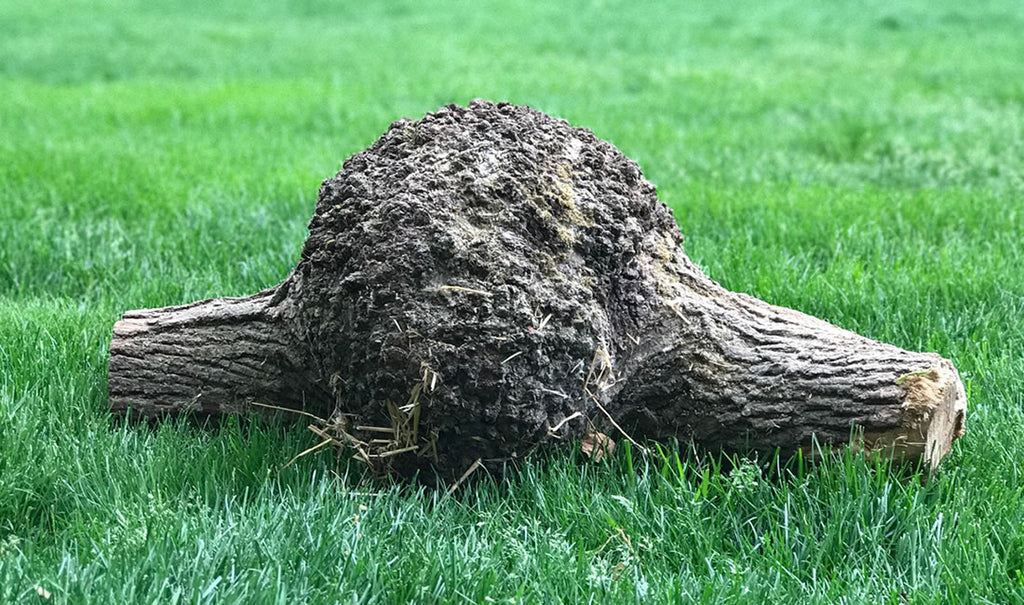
(2, 0, 1023, 602)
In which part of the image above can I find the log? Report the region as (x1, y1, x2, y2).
(108, 100, 966, 476)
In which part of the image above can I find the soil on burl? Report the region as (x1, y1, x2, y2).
(285, 100, 680, 473)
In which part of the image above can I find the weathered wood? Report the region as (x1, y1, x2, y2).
(108, 100, 966, 476)
(603, 260, 966, 468)
(109, 288, 324, 416)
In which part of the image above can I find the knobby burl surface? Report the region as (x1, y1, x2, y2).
(109, 100, 966, 477)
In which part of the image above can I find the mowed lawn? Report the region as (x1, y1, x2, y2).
(2, 0, 1023, 602)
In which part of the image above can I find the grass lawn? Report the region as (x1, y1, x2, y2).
(2, 0, 1023, 602)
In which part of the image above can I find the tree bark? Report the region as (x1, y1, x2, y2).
(603, 254, 966, 467)
(108, 288, 327, 416)
(108, 100, 966, 476)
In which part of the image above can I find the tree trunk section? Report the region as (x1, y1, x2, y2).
(605, 254, 965, 468)
(107, 101, 966, 477)
(108, 287, 326, 416)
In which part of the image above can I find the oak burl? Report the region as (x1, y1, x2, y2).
(108, 100, 966, 477)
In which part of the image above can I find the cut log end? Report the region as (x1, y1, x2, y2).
(861, 361, 967, 471)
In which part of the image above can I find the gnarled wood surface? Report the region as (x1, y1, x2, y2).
(109, 101, 966, 476)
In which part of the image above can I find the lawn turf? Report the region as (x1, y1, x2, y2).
(1, 0, 1023, 602)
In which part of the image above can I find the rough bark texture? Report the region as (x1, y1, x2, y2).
(108, 100, 967, 477)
